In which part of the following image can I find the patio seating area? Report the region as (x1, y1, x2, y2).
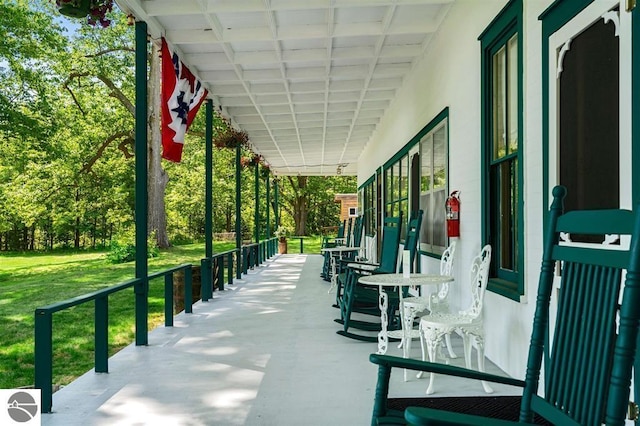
(42, 254, 517, 426)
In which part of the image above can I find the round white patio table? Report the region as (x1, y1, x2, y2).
(357, 273, 453, 357)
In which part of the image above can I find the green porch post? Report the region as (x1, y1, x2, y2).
(266, 173, 271, 238)
(274, 178, 279, 229)
(203, 100, 213, 300)
(134, 20, 148, 346)
(235, 145, 242, 279)
(254, 163, 260, 246)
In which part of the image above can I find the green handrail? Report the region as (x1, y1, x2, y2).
(35, 263, 193, 414)
(201, 248, 239, 297)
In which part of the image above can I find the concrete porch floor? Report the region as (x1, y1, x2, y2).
(42, 254, 519, 426)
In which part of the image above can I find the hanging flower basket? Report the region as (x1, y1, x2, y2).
(214, 128, 249, 149)
(260, 164, 271, 179)
(240, 154, 261, 168)
(55, 0, 114, 27)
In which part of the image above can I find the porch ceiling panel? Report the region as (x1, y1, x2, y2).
(116, 0, 454, 175)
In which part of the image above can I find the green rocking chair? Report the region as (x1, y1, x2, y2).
(321, 220, 347, 280)
(368, 186, 640, 426)
(336, 211, 423, 341)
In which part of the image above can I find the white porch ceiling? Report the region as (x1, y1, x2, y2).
(115, 0, 454, 176)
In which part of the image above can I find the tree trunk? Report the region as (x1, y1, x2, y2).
(292, 176, 308, 236)
(226, 204, 232, 232)
(147, 40, 170, 248)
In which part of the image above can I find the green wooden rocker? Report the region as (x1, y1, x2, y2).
(328, 215, 366, 305)
(336, 211, 423, 341)
(321, 220, 346, 280)
(369, 186, 640, 426)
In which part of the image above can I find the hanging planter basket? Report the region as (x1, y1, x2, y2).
(214, 128, 249, 149)
(55, 0, 114, 27)
(56, 0, 91, 18)
(240, 154, 261, 168)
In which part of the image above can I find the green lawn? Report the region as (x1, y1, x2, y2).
(0, 237, 322, 389)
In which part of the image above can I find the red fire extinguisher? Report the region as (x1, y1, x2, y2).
(446, 190, 460, 238)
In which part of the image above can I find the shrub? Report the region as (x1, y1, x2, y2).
(106, 233, 159, 264)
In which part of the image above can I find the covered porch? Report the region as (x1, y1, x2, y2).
(41, 254, 515, 425)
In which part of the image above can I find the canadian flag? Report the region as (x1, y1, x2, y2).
(161, 38, 208, 162)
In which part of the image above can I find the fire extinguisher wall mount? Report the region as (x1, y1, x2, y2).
(446, 190, 460, 238)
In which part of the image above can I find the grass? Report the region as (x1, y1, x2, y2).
(0, 237, 323, 389)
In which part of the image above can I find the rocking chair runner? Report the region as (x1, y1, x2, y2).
(369, 186, 640, 426)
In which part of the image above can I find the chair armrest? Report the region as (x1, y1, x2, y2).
(369, 354, 525, 388)
(339, 258, 376, 266)
(404, 407, 535, 426)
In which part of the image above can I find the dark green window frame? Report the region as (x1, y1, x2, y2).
(358, 174, 377, 236)
(384, 155, 409, 222)
(418, 115, 448, 256)
(479, 0, 524, 301)
(381, 108, 449, 257)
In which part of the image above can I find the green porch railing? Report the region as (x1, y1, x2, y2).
(291, 236, 307, 253)
(200, 249, 239, 299)
(35, 240, 275, 414)
(242, 243, 259, 273)
(35, 263, 193, 414)
(242, 237, 278, 274)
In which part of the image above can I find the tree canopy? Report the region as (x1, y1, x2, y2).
(0, 1, 356, 251)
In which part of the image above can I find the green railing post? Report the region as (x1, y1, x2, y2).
(134, 20, 149, 346)
(164, 274, 173, 327)
(217, 257, 225, 291)
(227, 252, 234, 285)
(242, 245, 248, 273)
(34, 308, 53, 413)
(201, 258, 211, 302)
(185, 266, 193, 314)
(235, 145, 242, 279)
(300, 237, 304, 254)
(95, 296, 109, 373)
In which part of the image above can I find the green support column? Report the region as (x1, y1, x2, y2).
(266, 173, 271, 248)
(203, 100, 213, 299)
(634, 4, 640, 405)
(235, 145, 242, 279)
(134, 21, 148, 346)
(274, 178, 279, 229)
(254, 163, 260, 256)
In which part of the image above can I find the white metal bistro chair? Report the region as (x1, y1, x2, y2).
(397, 241, 456, 380)
(418, 244, 492, 395)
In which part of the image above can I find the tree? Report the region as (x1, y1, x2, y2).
(278, 175, 357, 236)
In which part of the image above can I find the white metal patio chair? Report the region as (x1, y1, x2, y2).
(396, 240, 456, 380)
(418, 244, 492, 395)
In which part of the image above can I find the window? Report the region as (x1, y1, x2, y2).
(419, 119, 448, 255)
(384, 155, 409, 222)
(358, 175, 376, 236)
(348, 207, 358, 217)
(479, 0, 523, 300)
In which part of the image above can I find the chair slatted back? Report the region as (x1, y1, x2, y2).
(435, 240, 457, 300)
(376, 214, 403, 274)
(345, 218, 353, 247)
(352, 215, 365, 248)
(337, 220, 346, 239)
(520, 186, 640, 426)
(400, 210, 424, 274)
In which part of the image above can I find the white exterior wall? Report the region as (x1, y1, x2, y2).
(358, 0, 555, 379)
